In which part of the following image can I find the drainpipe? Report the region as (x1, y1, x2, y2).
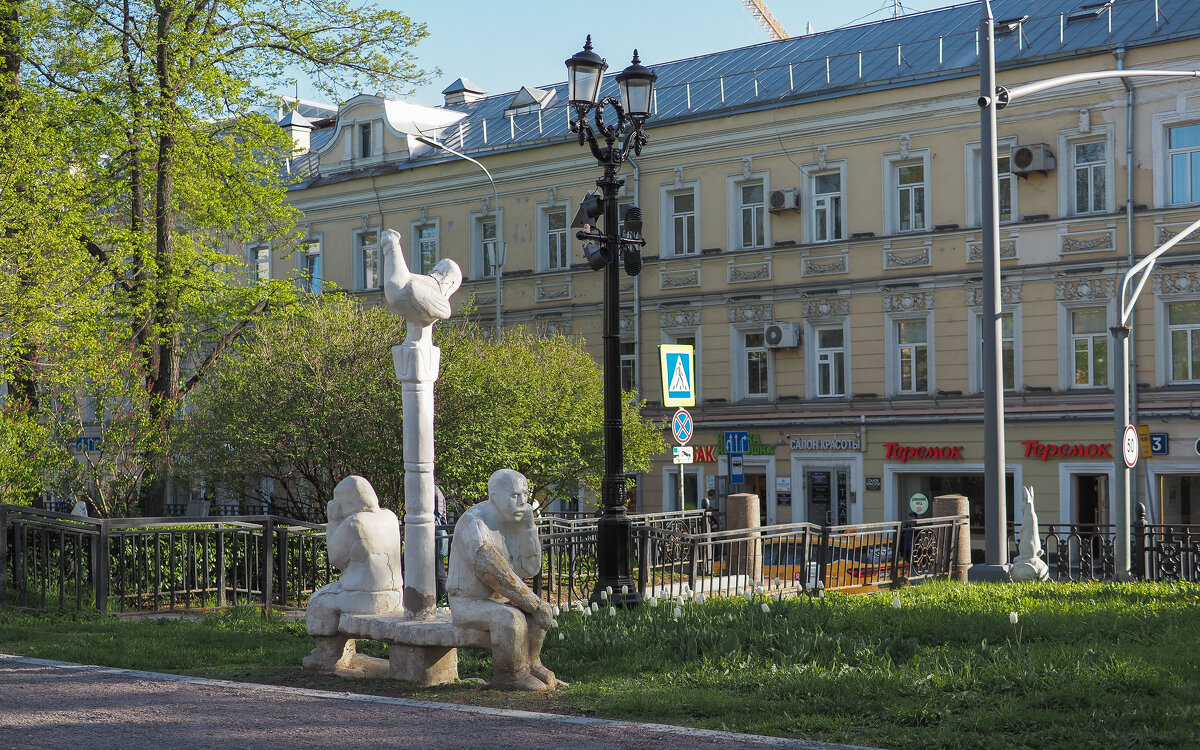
(1115, 47, 1141, 517)
(628, 154, 643, 513)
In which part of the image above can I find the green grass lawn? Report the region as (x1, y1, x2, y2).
(2, 580, 1198, 750)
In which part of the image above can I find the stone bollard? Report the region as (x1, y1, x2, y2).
(725, 493, 761, 587)
(933, 494, 971, 582)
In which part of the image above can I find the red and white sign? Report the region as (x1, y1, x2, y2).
(1122, 424, 1139, 468)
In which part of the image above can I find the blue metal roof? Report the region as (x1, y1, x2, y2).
(341, 0, 1200, 167)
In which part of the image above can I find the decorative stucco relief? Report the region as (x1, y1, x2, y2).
(967, 239, 1018, 263)
(535, 282, 571, 302)
(659, 309, 702, 328)
(1061, 229, 1115, 254)
(1056, 277, 1113, 301)
(659, 269, 700, 290)
(1157, 270, 1200, 296)
(728, 260, 772, 283)
(802, 297, 849, 319)
(883, 290, 933, 312)
(728, 304, 774, 323)
(966, 283, 1022, 307)
(884, 245, 931, 270)
(803, 255, 847, 276)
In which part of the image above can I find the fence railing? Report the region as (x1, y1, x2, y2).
(533, 515, 966, 610)
(1, 505, 330, 613)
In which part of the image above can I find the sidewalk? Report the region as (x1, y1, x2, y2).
(0, 656, 881, 750)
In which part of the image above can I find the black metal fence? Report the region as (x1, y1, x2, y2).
(12, 498, 1193, 616)
(1, 505, 330, 613)
(534, 515, 966, 610)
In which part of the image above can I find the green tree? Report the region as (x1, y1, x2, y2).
(178, 297, 667, 521)
(1, 0, 432, 510)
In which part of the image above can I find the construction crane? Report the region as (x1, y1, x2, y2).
(742, 0, 789, 41)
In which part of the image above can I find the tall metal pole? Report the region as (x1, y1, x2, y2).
(979, 0, 1009, 574)
(594, 161, 638, 606)
(1112, 322, 1132, 579)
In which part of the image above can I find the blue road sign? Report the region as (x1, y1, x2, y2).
(659, 345, 696, 407)
(730, 453, 745, 484)
(724, 431, 750, 454)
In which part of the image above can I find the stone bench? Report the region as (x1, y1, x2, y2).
(305, 612, 491, 686)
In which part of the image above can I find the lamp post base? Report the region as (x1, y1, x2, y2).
(967, 563, 1012, 582)
(591, 512, 641, 607)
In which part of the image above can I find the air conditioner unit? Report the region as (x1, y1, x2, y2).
(764, 321, 800, 349)
(1011, 143, 1056, 174)
(769, 188, 800, 213)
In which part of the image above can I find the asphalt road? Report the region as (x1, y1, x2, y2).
(0, 655, 879, 750)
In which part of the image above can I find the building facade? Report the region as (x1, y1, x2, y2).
(272, 0, 1200, 557)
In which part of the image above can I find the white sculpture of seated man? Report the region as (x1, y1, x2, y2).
(447, 469, 562, 691)
(304, 475, 403, 675)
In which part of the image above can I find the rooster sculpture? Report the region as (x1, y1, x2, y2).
(381, 228, 462, 345)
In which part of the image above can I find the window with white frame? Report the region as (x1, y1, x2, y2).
(1072, 140, 1107, 214)
(1070, 307, 1108, 387)
(814, 326, 846, 398)
(355, 229, 380, 290)
(972, 311, 1018, 391)
(896, 163, 925, 232)
(543, 206, 569, 271)
(1168, 300, 1200, 383)
(298, 239, 322, 294)
(892, 318, 930, 394)
(812, 171, 844, 242)
(248, 245, 270, 282)
(620, 341, 637, 391)
(884, 152, 930, 234)
(358, 123, 372, 159)
(669, 190, 697, 256)
(733, 328, 771, 400)
(730, 179, 766, 250)
(414, 223, 438, 274)
(966, 143, 1016, 226)
(1168, 123, 1200, 206)
(473, 214, 501, 279)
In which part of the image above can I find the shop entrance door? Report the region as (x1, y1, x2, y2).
(806, 469, 849, 526)
(1074, 474, 1108, 526)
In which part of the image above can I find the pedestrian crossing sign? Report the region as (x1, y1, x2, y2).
(659, 344, 696, 407)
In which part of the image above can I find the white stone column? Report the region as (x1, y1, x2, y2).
(394, 339, 440, 619)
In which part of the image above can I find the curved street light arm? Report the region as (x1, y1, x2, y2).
(1119, 215, 1200, 324)
(414, 134, 507, 336)
(986, 69, 1200, 109)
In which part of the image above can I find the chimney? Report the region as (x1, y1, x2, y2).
(442, 77, 487, 107)
(278, 108, 313, 154)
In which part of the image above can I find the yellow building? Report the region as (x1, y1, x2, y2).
(274, 0, 1200, 555)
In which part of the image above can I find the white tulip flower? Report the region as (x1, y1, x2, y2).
(1009, 611, 1019, 625)
(673, 606, 682, 619)
(761, 603, 770, 613)
(892, 597, 902, 610)
(609, 606, 617, 616)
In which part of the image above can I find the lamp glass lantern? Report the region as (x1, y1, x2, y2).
(616, 51, 656, 118)
(565, 36, 607, 107)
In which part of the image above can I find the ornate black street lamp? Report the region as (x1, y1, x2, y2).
(565, 36, 656, 607)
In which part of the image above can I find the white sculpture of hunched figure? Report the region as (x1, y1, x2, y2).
(303, 475, 404, 676)
(1010, 485, 1050, 581)
(447, 469, 563, 691)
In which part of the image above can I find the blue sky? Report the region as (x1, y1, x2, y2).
(340, 1, 935, 108)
